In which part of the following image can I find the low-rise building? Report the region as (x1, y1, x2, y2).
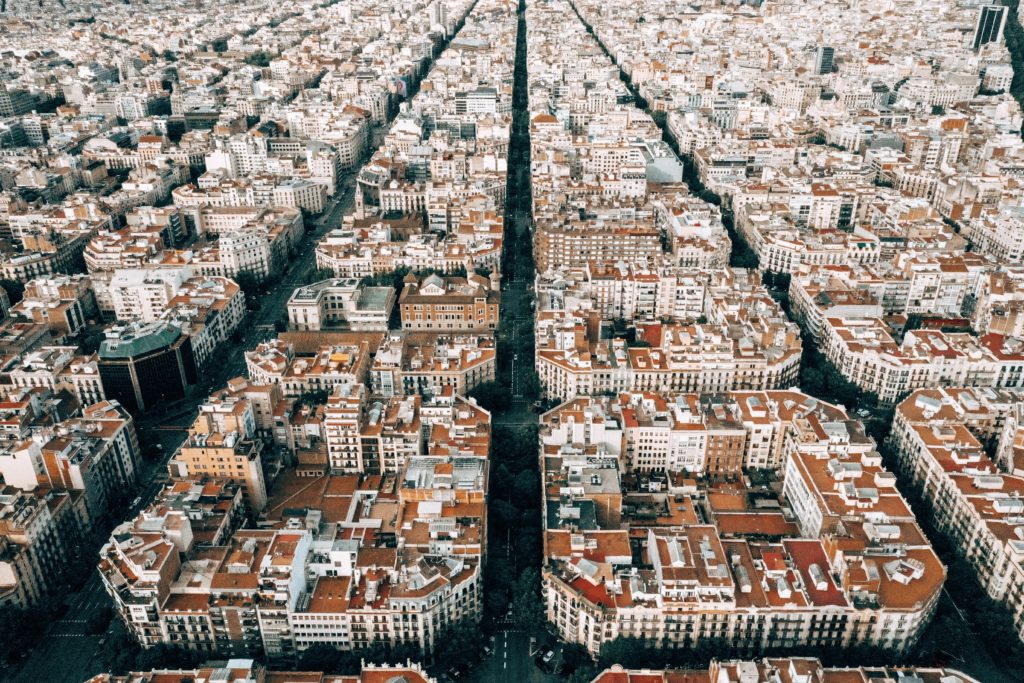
(399, 272, 500, 333)
(286, 278, 395, 332)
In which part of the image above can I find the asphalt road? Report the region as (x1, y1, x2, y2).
(502, 212, 533, 401)
(12, 573, 108, 683)
(461, 631, 557, 683)
(501, 1, 535, 408)
(248, 178, 357, 331)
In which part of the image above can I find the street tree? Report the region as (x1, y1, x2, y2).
(512, 567, 545, 634)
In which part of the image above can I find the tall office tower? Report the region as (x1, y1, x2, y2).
(430, 1, 449, 29)
(973, 4, 1008, 51)
(0, 84, 35, 117)
(815, 45, 835, 75)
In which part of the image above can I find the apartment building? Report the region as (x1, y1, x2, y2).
(537, 265, 709, 323)
(11, 274, 97, 338)
(618, 390, 829, 475)
(535, 314, 801, 402)
(973, 267, 1024, 337)
(965, 207, 1024, 264)
(164, 276, 246, 363)
(534, 209, 664, 275)
(321, 382, 368, 473)
(84, 225, 170, 274)
(245, 338, 370, 398)
(314, 212, 505, 280)
(0, 345, 106, 407)
(109, 267, 194, 322)
(371, 333, 497, 398)
(35, 400, 142, 521)
(888, 387, 1024, 641)
(172, 175, 326, 214)
(97, 479, 248, 651)
(790, 269, 1024, 403)
(655, 194, 729, 270)
(319, 380, 494, 475)
(0, 230, 93, 282)
(539, 390, 943, 656)
(788, 258, 987, 338)
(100, 389, 490, 659)
(582, 263, 705, 322)
(736, 203, 881, 275)
(86, 660, 437, 683)
(165, 205, 306, 283)
(589, 659, 979, 683)
(0, 486, 87, 609)
(169, 396, 269, 512)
